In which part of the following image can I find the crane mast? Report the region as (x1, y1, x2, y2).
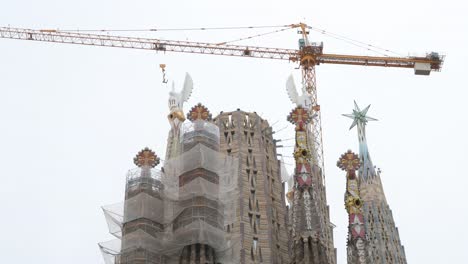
(0, 24, 444, 173)
(294, 22, 326, 174)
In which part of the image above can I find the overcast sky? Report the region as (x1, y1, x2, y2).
(0, 0, 466, 263)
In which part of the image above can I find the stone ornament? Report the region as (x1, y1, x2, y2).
(133, 147, 160, 168)
(287, 107, 312, 131)
(187, 103, 212, 121)
(337, 150, 361, 172)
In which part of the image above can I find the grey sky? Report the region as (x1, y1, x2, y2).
(0, 0, 466, 263)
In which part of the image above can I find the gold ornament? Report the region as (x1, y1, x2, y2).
(345, 196, 362, 213)
(168, 110, 186, 122)
(294, 148, 311, 163)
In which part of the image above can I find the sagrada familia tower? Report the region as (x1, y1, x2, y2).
(98, 73, 408, 264)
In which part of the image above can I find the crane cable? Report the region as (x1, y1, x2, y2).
(56, 24, 402, 56)
(216, 27, 294, 45)
(57, 25, 290, 33)
(306, 25, 404, 57)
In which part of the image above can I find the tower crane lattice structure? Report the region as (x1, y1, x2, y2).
(0, 23, 444, 175)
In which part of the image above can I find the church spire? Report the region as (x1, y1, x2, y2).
(343, 101, 407, 264)
(337, 150, 370, 264)
(286, 74, 336, 264)
(343, 101, 378, 183)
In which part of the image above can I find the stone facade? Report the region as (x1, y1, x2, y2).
(100, 105, 407, 264)
(214, 111, 290, 264)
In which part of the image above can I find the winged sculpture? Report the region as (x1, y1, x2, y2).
(286, 74, 312, 108)
(168, 72, 193, 112)
(167, 72, 193, 133)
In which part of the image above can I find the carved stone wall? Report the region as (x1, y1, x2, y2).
(215, 111, 289, 264)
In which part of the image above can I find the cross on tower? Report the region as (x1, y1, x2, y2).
(337, 150, 361, 172)
(134, 147, 160, 168)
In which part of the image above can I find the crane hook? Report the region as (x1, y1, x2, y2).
(160, 64, 168, 84)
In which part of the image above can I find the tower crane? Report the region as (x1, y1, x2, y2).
(0, 23, 444, 173)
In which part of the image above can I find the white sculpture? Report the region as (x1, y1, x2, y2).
(167, 73, 193, 136)
(286, 74, 312, 108)
(168, 72, 193, 113)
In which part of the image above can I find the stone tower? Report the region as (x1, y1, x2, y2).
(343, 102, 407, 264)
(337, 150, 370, 264)
(97, 75, 410, 264)
(99, 100, 240, 263)
(99, 106, 291, 263)
(119, 148, 165, 263)
(214, 110, 290, 264)
(175, 103, 222, 263)
(286, 106, 336, 264)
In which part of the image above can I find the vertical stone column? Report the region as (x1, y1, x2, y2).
(287, 107, 331, 264)
(343, 102, 407, 264)
(337, 150, 369, 264)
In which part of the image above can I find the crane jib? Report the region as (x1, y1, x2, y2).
(0, 26, 444, 74)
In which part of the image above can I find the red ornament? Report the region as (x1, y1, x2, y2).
(295, 163, 311, 174)
(187, 103, 212, 121)
(349, 214, 365, 238)
(296, 173, 312, 187)
(337, 150, 360, 171)
(287, 107, 312, 131)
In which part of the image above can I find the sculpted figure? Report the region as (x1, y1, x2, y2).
(168, 73, 193, 132)
(286, 74, 312, 108)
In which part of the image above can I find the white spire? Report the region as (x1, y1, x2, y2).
(343, 101, 378, 182)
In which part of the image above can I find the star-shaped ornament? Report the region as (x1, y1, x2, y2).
(342, 101, 378, 130)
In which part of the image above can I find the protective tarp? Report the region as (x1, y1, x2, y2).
(179, 120, 219, 144)
(102, 203, 124, 238)
(98, 239, 121, 264)
(280, 157, 292, 183)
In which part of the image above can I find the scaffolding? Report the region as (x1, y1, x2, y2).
(99, 120, 240, 264)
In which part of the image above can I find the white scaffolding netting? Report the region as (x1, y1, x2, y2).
(179, 120, 220, 142)
(280, 156, 292, 183)
(102, 203, 124, 239)
(99, 122, 240, 263)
